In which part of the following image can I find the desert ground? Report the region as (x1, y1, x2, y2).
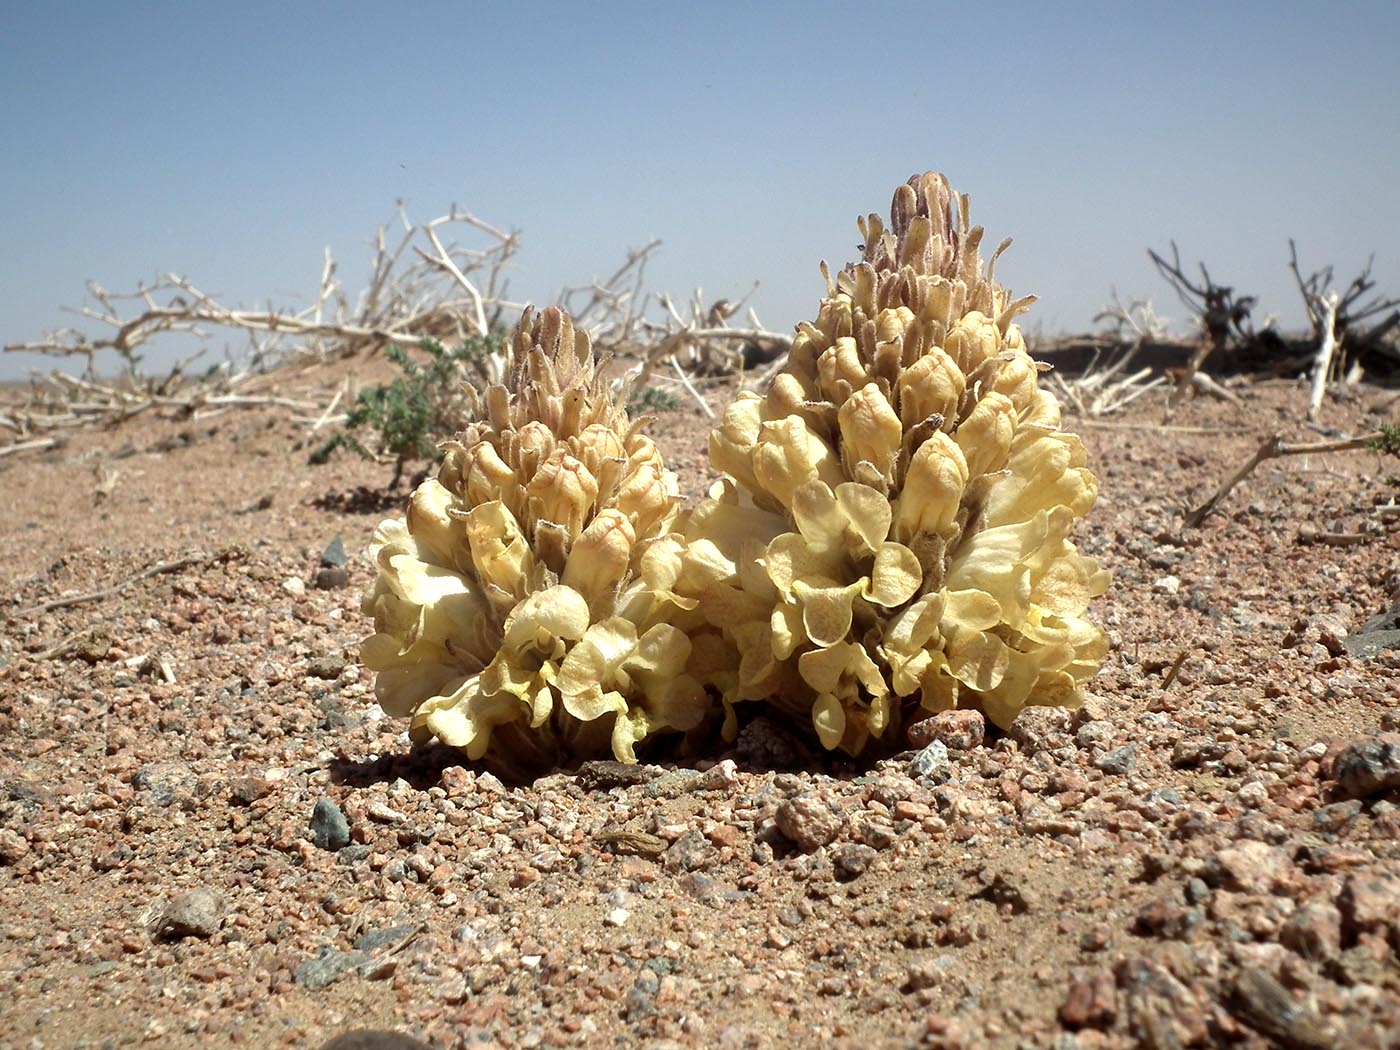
(1, 358, 1398, 1049)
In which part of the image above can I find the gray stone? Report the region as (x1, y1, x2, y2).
(319, 1032, 431, 1050)
(662, 829, 713, 873)
(833, 842, 878, 880)
(307, 655, 347, 680)
(131, 762, 198, 807)
(906, 710, 985, 751)
(1343, 629, 1400, 660)
(309, 797, 351, 850)
(1095, 746, 1137, 776)
(295, 947, 369, 990)
(320, 536, 348, 568)
(314, 566, 350, 591)
(1007, 707, 1072, 753)
(353, 924, 419, 953)
(156, 888, 226, 939)
(1331, 734, 1400, 798)
(1204, 841, 1288, 894)
(643, 768, 704, 798)
(908, 740, 949, 778)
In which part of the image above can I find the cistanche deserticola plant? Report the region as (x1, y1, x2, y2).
(359, 305, 709, 777)
(680, 172, 1110, 755)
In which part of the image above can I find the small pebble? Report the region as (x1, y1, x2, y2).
(310, 797, 352, 850)
(319, 1030, 431, 1050)
(156, 888, 226, 940)
(1330, 734, 1400, 799)
(908, 740, 949, 777)
(775, 794, 845, 852)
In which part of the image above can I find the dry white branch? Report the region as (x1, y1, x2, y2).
(667, 355, 715, 419)
(1307, 292, 1341, 422)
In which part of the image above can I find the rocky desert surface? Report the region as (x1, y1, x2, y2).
(1, 363, 1398, 1049)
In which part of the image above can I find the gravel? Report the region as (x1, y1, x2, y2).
(1, 375, 1398, 1048)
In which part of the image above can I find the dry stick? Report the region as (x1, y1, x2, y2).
(0, 436, 62, 459)
(1183, 431, 1383, 529)
(1190, 372, 1243, 406)
(1161, 647, 1192, 689)
(1076, 420, 1230, 435)
(304, 383, 346, 436)
(1296, 528, 1373, 546)
(14, 550, 230, 617)
(1306, 292, 1341, 422)
(666, 355, 715, 419)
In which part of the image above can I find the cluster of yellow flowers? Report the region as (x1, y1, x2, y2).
(361, 173, 1109, 775)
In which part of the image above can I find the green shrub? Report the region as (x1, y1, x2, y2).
(312, 332, 506, 486)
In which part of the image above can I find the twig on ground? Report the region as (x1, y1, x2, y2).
(0, 436, 63, 460)
(1296, 527, 1373, 546)
(1183, 431, 1385, 529)
(1189, 372, 1243, 405)
(14, 549, 235, 617)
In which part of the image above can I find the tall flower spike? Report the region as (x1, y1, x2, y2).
(361, 305, 707, 778)
(683, 172, 1109, 754)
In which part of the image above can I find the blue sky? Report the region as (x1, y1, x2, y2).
(3, 2, 1398, 378)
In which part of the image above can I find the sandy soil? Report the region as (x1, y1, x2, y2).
(1, 361, 1398, 1049)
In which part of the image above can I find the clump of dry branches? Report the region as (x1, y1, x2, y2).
(2, 203, 792, 455)
(1047, 295, 1170, 416)
(1289, 240, 1400, 421)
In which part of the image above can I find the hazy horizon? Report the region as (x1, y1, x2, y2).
(4, 2, 1398, 380)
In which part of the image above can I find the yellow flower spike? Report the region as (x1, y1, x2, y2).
(867, 542, 923, 608)
(830, 482, 896, 558)
(680, 172, 1109, 750)
(989, 351, 1040, 414)
(880, 593, 946, 697)
(837, 383, 902, 489)
(628, 624, 706, 730)
(372, 663, 466, 720)
(954, 391, 1017, 478)
(614, 452, 679, 540)
(479, 585, 591, 726)
(791, 577, 866, 648)
(751, 416, 844, 508)
(414, 675, 509, 753)
(515, 419, 556, 481)
(555, 618, 635, 722)
(708, 392, 766, 501)
(765, 372, 820, 424)
(816, 337, 868, 399)
(363, 303, 710, 776)
(573, 422, 626, 487)
(875, 306, 916, 349)
(983, 433, 1098, 527)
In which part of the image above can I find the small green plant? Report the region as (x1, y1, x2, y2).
(627, 385, 681, 414)
(1366, 423, 1400, 458)
(313, 332, 506, 487)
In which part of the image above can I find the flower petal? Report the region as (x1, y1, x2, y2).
(838, 383, 902, 487)
(811, 692, 846, 751)
(792, 577, 862, 648)
(866, 541, 922, 607)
